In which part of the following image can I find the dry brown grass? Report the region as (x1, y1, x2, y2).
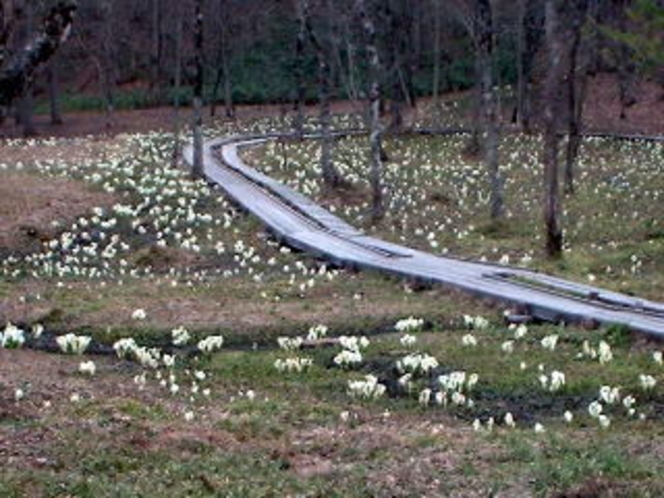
(0, 172, 115, 253)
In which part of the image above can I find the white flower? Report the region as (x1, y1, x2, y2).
(513, 324, 528, 340)
(501, 341, 514, 354)
(277, 336, 303, 351)
(534, 423, 545, 433)
(79, 361, 96, 376)
(171, 326, 191, 346)
(472, 419, 482, 432)
(70, 393, 81, 403)
(397, 353, 438, 375)
(419, 388, 432, 406)
(463, 315, 489, 330)
(504, 412, 516, 428)
(541, 335, 558, 351)
(395, 316, 424, 333)
(274, 357, 313, 373)
(56, 333, 91, 355)
(306, 324, 328, 341)
(14, 388, 24, 402)
(599, 385, 620, 404)
(347, 375, 386, 400)
(131, 308, 147, 320)
(639, 374, 657, 391)
(598, 415, 611, 429)
(334, 349, 363, 368)
(653, 351, 663, 365)
(598, 341, 613, 364)
(184, 411, 195, 422)
(400, 334, 417, 347)
(462, 334, 478, 347)
(564, 411, 574, 423)
(32, 324, 44, 339)
(588, 401, 603, 418)
(197, 335, 224, 353)
(113, 338, 137, 359)
(1, 323, 25, 349)
(550, 371, 566, 392)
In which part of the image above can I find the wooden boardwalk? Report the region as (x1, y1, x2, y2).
(185, 134, 664, 339)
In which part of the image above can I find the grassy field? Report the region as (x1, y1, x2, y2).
(1, 113, 663, 496)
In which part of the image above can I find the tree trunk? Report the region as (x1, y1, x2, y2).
(293, 2, 307, 136)
(47, 58, 63, 125)
(357, 0, 385, 222)
(476, 0, 503, 220)
(151, 0, 163, 103)
(542, 0, 565, 258)
(515, 0, 529, 130)
(432, 0, 442, 104)
(301, 0, 342, 187)
(0, 1, 77, 108)
(564, 1, 591, 196)
(192, 0, 205, 179)
(171, 2, 184, 166)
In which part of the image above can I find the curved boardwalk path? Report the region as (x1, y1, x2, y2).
(185, 133, 664, 339)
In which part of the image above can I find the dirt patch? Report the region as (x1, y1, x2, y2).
(0, 171, 115, 253)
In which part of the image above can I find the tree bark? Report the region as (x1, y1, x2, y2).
(0, 1, 77, 108)
(192, 0, 205, 179)
(476, 0, 503, 220)
(47, 57, 63, 125)
(542, 0, 565, 258)
(357, 0, 385, 222)
(301, 0, 342, 188)
(432, 0, 442, 104)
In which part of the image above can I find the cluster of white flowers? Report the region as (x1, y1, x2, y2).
(79, 361, 97, 376)
(435, 371, 479, 407)
(461, 334, 478, 347)
(274, 357, 313, 373)
(113, 338, 138, 359)
(395, 316, 424, 333)
(306, 324, 328, 341)
(400, 334, 417, 347)
(197, 335, 224, 353)
(581, 340, 613, 364)
(463, 315, 489, 330)
(171, 326, 191, 346)
(1, 323, 25, 349)
(509, 323, 528, 339)
(56, 333, 91, 355)
(397, 353, 439, 375)
(539, 370, 566, 392)
(131, 308, 147, 321)
(347, 375, 386, 400)
(333, 335, 369, 368)
(540, 334, 559, 351)
(639, 374, 657, 391)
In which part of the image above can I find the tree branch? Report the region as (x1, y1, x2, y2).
(0, 0, 77, 107)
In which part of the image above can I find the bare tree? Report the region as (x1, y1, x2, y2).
(299, 0, 342, 188)
(0, 0, 77, 108)
(356, 0, 385, 222)
(475, 0, 503, 220)
(192, 0, 205, 179)
(564, 0, 593, 195)
(542, 0, 566, 258)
